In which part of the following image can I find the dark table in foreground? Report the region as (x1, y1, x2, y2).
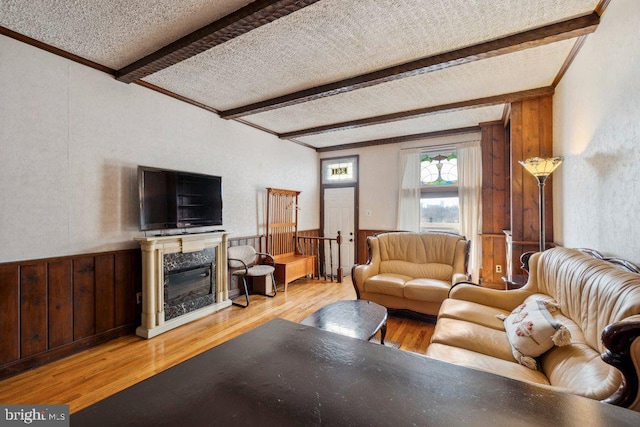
(301, 299, 387, 343)
(72, 318, 640, 426)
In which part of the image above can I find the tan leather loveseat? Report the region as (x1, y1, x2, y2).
(426, 247, 640, 410)
(352, 232, 469, 317)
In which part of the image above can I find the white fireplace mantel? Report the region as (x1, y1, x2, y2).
(134, 231, 231, 338)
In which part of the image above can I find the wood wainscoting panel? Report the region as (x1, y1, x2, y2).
(73, 257, 96, 341)
(95, 255, 116, 334)
(479, 234, 508, 289)
(0, 249, 140, 380)
(0, 265, 20, 365)
(114, 252, 135, 327)
(47, 260, 74, 349)
(20, 264, 48, 358)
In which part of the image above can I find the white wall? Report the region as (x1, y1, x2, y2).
(553, 0, 640, 264)
(320, 132, 480, 230)
(0, 35, 319, 263)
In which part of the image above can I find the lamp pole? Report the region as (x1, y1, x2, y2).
(536, 176, 547, 253)
(519, 157, 563, 253)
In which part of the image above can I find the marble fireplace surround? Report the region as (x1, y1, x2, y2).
(135, 231, 231, 338)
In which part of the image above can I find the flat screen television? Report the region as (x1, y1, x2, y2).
(138, 166, 223, 231)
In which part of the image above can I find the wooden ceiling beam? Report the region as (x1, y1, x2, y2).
(220, 12, 598, 119)
(116, 0, 320, 83)
(279, 86, 554, 140)
(314, 127, 481, 153)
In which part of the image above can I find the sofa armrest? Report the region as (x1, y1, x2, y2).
(452, 273, 469, 285)
(448, 284, 534, 312)
(351, 262, 379, 299)
(601, 315, 640, 409)
(351, 236, 382, 299)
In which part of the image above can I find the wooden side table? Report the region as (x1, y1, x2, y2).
(502, 274, 528, 290)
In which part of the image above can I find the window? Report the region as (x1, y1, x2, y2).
(420, 152, 459, 233)
(321, 156, 358, 185)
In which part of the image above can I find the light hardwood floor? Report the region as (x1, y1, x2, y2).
(0, 276, 434, 413)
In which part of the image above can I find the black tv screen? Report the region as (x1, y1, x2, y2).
(138, 166, 222, 231)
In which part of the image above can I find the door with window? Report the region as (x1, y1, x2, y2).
(323, 187, 355, 275)
(321, 156, 358, 278)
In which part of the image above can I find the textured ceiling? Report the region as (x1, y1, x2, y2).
(296, 105, 507, 149)
(0, 0, 603, 150)
(242, 39, 576, 134)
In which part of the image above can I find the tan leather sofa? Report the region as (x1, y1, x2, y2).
(352, 232, 469, 317)
(426, 247, 640, 410)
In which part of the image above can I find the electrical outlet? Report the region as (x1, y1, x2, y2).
(495, 265, 502, 273)
(136, 292, 142, 304)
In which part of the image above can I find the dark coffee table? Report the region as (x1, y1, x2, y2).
(300, 299, 387, 344)
(72, 318, 640, 426)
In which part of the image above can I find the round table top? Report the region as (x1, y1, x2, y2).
(300, 299, 387, 341)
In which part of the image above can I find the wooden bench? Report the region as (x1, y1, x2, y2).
(274, 252, 315, 291)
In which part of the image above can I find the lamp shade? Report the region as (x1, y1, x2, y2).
(519, 157, 563, 178)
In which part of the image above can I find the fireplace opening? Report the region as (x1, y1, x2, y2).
(164, 262, 216, 321)
(166, 265, 212, 304)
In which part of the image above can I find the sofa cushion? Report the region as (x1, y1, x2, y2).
(502, 299, 572, 370)
(438, 299, 509, 331)
(404, 279, 450, 303)
(426, 343, 551, 386)
(363, 274, 411, 297)
(540, 342, 623, 401)
(431, 318, 514, 362)
(380, 260, 453, 282)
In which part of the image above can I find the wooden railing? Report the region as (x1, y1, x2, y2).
(297, 231, 343, 282)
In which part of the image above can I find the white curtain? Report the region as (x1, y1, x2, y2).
(396, 148, 422, 231)
(457, 141, 482, 282)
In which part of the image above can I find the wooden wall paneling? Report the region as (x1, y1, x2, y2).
(493, 236, 506, 287)
(481, 125, 494, 234)
(480, 237, 492, 284)
(479, 122, 510, 287)
(521, 98, 541, 242)
(492, 126, 509, 232)
(20, 264, 48, 358)
(1, 249, 141, 380)
(508, 95, 553, 272)
(540, 95, 554, 243)
(0, 265, 20, 364)
(480, 237, 495, 285)
(510, 101, 524, 242)
(48, 260, 74, 349)
(95, 255, 115, 334)
(73, 257, 96, 340)
(114, 252, 134, 327)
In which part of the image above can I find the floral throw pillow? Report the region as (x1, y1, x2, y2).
(498, 299, 572, 370)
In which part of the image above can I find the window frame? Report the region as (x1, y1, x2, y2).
(419, 151, 460, 233)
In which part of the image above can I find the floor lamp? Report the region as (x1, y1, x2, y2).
(519, 157, 563, 252)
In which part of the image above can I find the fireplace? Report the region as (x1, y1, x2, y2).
(165, 264, 215, 319)
(135, 231, 231, 338)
